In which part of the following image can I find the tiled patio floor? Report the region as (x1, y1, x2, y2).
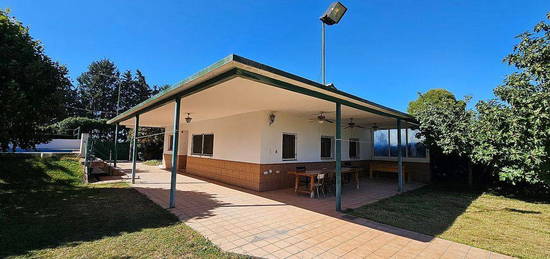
(117, 163, 511, 259)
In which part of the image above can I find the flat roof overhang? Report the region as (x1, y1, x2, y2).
(107, 54, 415, 126)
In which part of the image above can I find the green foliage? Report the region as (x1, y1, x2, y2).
(407, 88, 457, 115)
(0, 9, 73, 151)
(472, 14, 550, 185)
(409, 91, 474, 159)
(74, 62, 156, 119)
(53, 116, 113, 140)
(410, 14, 550, 189)
(75, 59, 120, 119)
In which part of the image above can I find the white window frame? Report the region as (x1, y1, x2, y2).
(349, 138, 360, 159)
(320, 135, 334, 160)
(282, 133, 297, 161)
(192, 133, 214, 157)
(167, 135, 173, 151)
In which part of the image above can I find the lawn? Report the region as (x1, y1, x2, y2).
(349, 185, 550, 259)
(0, 155, 243, 258)
(143, 159, 163, 166)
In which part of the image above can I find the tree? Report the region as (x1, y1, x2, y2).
(472, 13, 550, 186)
(0, 10, 72, 151)
(408, 90, 476, 186)
(407, 88, 457, 115)
(118, 69, 152, 112)
(75, 59, 120, 119)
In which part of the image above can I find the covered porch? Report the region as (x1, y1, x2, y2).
(108, 54, 429, 212)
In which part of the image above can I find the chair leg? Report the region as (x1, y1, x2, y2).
(313, 185, 321, 198)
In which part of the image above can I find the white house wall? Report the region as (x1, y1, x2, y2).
(260, 111, 372, 164)
(163, 128, 188, 156)
(184, 111, 264, 163)
(161, 110, 429, 165)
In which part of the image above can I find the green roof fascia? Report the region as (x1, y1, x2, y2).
(230, 55, 413, 121)
(235, 69, 413, 121)
(108, 54, 415, 124)
(107, 54, 235, 124)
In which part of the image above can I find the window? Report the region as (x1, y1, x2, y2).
(389, 129, 407, 157)
(407, 129, 426, 158)
(192, 135, 203, 154)
(168, 135, 173, 151)
(374, 130, 389, 156)
(373, 129, 426, 158)
(282, 133, 296, 160)
(349, 138, 360, 159)
(192, 134, 214, 156)
(320, 136, 333, 159)
(203, 134, 214, 155)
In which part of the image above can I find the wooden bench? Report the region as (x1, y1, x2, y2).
(369, 161, 410, 182)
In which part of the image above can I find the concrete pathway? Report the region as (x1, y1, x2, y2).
(118, 163, 511, 259)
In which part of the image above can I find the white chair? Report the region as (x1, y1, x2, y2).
(314, 173, 326, 198)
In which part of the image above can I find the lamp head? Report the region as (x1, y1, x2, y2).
(320, 2, 347, 25)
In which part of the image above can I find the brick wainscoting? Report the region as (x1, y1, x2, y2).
(163, 154, 187, 170)
(184, 156, 431, 192)
(259, 160, 370, 191)
(186, 156, 261, 191)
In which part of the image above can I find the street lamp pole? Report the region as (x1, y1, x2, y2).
(321, 22, 326, 85)
(320, 2, 347, 85)
(113, 76, 122, 167)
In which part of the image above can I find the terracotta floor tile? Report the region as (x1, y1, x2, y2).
(119, 163, 508, 259)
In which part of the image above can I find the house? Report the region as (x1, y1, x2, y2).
(107, 54, 429, 209)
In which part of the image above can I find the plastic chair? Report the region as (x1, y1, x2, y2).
(315, 173, 326, 198)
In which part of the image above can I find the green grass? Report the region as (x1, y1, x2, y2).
(0, 155, 243, 258)
(143, 159, 162, 166)
(349, 185, 550, 259)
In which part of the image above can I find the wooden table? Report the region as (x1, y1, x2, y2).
(369, 162, 409, 182)
(288, 167, 359, 198)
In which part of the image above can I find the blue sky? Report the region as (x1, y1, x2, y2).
(4, 0, 548, 112)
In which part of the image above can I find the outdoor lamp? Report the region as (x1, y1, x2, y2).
(319, 2, 347, 85)
(185, 113, 192, 123)
(320, 2, 347, 25)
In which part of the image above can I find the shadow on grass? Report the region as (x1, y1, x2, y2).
(0, 157, 229, 258)
(347, 184, 482, 237)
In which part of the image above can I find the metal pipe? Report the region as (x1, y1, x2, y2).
(169, 98, 181, 208)
(321, 22, 326, 85)
(131, 115, 140, 184)
(397, 119, 404, 192)
(113, 123, 118, 168)
(335, 102, 342, 211)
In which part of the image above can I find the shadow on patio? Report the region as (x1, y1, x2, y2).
(108, 162, 512, 259)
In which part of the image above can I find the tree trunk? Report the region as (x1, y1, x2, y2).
(467, 160, 473, 188)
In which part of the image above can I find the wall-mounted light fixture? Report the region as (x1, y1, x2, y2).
(269, 112, 276, 126)
(185, 113, 192, 123)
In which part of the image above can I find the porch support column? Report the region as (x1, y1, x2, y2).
(169, 98, 181, 208)
(131, 115, 140, 184)
(113, 123, 119, 168)
(335, 102, 342, 211)
(397, 118, 404, 192)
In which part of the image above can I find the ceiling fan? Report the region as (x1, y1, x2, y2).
(343, 118, 365, 129)
(309, 112, 334, 124)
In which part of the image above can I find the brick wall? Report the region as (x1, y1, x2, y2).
(163, 154, 187, 170)
(185, 157, 430, 192)
(186, 156, 261, 191)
